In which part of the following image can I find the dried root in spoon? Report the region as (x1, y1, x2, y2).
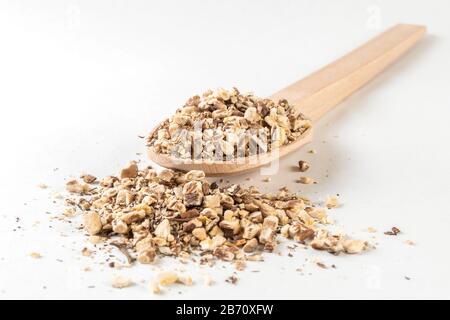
(147, 88, 312, 161)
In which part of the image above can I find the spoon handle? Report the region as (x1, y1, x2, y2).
(270, 24, 426, 122)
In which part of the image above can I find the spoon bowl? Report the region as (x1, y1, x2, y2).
(147, 127, 313, 176)
(148, 24, 426, 176)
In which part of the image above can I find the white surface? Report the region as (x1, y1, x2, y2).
(0, 0, 449, 300)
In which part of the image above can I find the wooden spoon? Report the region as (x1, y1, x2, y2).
(148, 24, 426, 176)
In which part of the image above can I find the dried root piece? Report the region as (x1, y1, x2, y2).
(311, 230, 368, 254)
(120, 162, 138, 179)
(154, 219, 171, 240)
(343, 239, 367, 254)
(111, 276, 133, 289)
(226, 275, 239, 285)
(137, 248, 156, 264)
(384, 227, 401, 236)
(297, 176, 315, 184)
(243, 238, 259, 253)
(63, 207, 76, 218)
(112, 219, 129, 234)
(81, 247, 92, 257)
(234, 260, 246, 271)
(83, 211, 102, 235)
(157, 271, 178, 286)
(89, 235, 106, 244)
(325, 196, 339, 209)
(259, 216, 278, 245)
(66, 179, 89, 194)
(192, 228, 207, 241)
(81, 174, 97, 184)
(29, 252, 42, 259)
(183, 181, 204, 207)
(298, 160, 310, 172)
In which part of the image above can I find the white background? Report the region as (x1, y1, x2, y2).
(0, 0, 449, 299)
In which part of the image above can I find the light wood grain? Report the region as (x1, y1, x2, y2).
(147, 24, 426, 176)
(270, 24, 426, 122)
